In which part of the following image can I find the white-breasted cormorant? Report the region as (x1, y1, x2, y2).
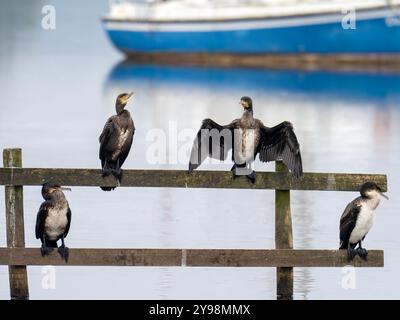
(35, 182, 72, 262)
(188, 96, 303, 183)
(99, 92, 135, 191)
(339, 181, 388, 261)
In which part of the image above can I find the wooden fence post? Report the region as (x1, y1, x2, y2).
(275, 161, 293, 300)
(3, 148, 29, 300)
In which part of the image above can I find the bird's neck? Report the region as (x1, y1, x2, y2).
(362, 195, 381, 210)
(242, 108, 254, 118)
(118, 110, 131, 119)
(50, 191, 67, 202)
(116, 103, 126, 115)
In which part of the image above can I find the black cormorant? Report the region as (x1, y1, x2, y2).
(339, 181, 388, 261)
(35, 182, 72, 262)
(99, 92, 135, 191)
(188, 96, 303, 183)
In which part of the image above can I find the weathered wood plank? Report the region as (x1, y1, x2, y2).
(275, 161, 293, 300)
(0, 168, 387, 191)
(3, 149, 29, 300)
(0, 248, 384, 267)
(186, 249, 384, 267)
(0, 248, 181, 267)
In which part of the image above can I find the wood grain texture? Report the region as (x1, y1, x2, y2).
(3, 149, 29, 300)
(0, 248, 384, 267)
(275, 161, 293, 300)
(0, 168, 387, 191)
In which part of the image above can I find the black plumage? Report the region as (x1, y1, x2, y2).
(35, 182, 72, 262)
(99, 92, 135, 191)
(339, 181, 388, 261)
(189, 96, 303, 183)
(339, 201, 361, 252)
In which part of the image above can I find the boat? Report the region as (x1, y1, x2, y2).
(102, 0, 400, 54)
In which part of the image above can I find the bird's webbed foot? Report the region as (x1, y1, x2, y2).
(246, 171, 256, 184)
(58, 244, 69, 263)
(356, 241, 368, 260)
(116, 169, 123, 185)
(347, 247, 358, 262)
(102, 160, 111, 178)
(41, 245, 54, 257)
(232, 164, 252, 181)
(110, 170, 122, 187)
(102, 169, 111, 178)
(188, 163, 197, 174)
(111, 161, 123, 186)
(357, 247, 368, 261)
(231, 164, 239, 180)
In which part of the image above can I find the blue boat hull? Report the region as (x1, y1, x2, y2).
(103, 8, 400, 54)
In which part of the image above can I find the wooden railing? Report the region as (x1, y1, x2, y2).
(0, 148, 386, 300)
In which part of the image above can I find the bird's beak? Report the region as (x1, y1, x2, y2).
(380, 192, 389, 200)
(122, 92, 134, 104)
(60, 187, 72, 192)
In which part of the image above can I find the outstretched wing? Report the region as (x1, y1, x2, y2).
(339, 199, 361, 249)
(258, 121, 303, 177)
(35, 202, 48, 240)
(189, 118, 237, 172)
(99, 117, 115, 162)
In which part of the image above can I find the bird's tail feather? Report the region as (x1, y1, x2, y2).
(101, 161, 117, 176)
(339, 240, 347, 250)
(100, 186, 116, 191)
(101, 162, 122, 192)
(46, 240, 58, 248)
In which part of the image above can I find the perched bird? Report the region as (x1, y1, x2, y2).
(188, 96, 303, 183)
(35, 182, 72, 262)
(339, 181, 388, 261)
(99, 92, 135, 191)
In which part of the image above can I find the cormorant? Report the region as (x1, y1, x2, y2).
(99, 92, 135, 191)
(188, 96, 303, 183)
(35, 182, 72, 262)
(339, 181, 388, 261)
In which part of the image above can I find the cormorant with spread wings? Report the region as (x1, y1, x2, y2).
(189, 96, 303, 183)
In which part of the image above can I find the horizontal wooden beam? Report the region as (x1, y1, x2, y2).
(0, 248, 384, 267)
(0, 168, 387, 191)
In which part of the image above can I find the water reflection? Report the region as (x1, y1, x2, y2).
(106, 60, 400, 103)
(293, 193, 315, 300)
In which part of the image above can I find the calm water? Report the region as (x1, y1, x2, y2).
(1, 0, 400, 299)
